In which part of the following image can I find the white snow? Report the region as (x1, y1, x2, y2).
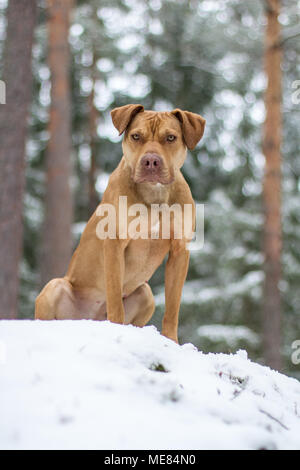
(0, 320, 300, 450)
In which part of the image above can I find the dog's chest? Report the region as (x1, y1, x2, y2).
(136, 182, 170, 206)
(124, 237, 170, 283)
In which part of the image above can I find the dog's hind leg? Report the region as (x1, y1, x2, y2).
(35, 278, 78, 320)
(123, 282, 155, 327)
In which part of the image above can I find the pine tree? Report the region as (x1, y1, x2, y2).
(40, 0, 74, 286)
(262, 0, 282, 371)
(0, 0, 37, 318)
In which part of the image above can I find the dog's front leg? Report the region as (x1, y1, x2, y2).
(104, 238, 126, 324)
(162, 240, 190, 343)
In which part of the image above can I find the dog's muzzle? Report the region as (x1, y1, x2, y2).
(137, 153, 164, 182)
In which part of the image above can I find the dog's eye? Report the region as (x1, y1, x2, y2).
(166, 135, 176, 142)
(131, 133, 140, 141)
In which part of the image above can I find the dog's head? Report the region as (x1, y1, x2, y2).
(111, 104, 206, 185)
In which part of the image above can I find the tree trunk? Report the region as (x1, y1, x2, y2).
(262, 0, 282, 371)
(41, 0, 74, 286)
(87, 58, 99, 217)
(0, 0, 37, 319)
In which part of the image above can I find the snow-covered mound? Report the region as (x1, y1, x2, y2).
(0, 320, 300, 450)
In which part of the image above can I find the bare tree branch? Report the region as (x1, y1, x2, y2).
(281, 24, 300, 45)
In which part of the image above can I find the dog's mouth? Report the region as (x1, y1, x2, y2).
(133, 174, 174, 185)
(133, 153, 174, 185)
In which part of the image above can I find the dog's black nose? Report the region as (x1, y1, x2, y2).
(140, 153, 163, 171)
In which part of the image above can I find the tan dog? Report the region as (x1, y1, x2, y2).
(35, 104, 206, 342)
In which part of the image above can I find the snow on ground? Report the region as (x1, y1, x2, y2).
(0, 320, 300, 450)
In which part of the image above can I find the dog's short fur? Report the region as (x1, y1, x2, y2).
(35, 104, 206, 342)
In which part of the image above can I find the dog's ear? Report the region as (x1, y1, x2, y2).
(171, 109, 206, 150)
(111, 104, 144, 136)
